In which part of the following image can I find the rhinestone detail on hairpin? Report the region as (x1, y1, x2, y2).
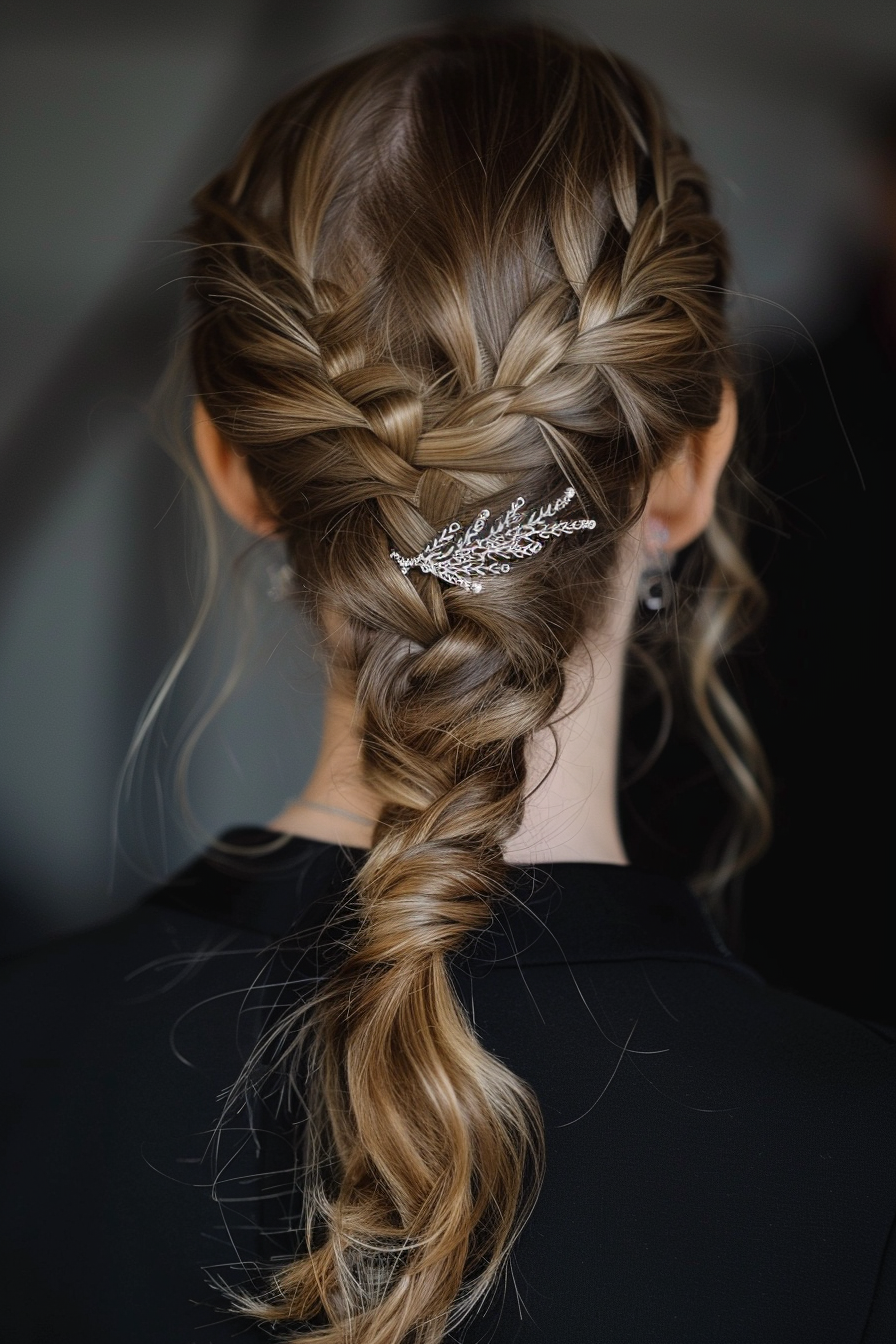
(390, 486, 597, 594)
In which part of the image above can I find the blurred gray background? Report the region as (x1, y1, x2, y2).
(2, 0, 894, 954)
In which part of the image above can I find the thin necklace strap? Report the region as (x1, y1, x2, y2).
(291, 799, 376, 828)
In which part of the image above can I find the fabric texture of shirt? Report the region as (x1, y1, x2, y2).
(1, 827, 894, 1342)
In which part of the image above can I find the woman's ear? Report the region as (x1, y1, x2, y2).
(192, 400, 278, 537)
(645, 380, 738, 551)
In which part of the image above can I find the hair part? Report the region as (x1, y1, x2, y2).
(185, 21, 769, 1340)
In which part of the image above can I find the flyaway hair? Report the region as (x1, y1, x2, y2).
(184, 23, 770, 1341)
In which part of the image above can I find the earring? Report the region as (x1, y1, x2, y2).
(638, 522, 673, 612)
(266, 562, 296, 602)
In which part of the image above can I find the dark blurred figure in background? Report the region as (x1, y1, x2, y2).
(740, 89, 895, 1026)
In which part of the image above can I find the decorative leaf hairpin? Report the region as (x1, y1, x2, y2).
(390, 485, 597, 594)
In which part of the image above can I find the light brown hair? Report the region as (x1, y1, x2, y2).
(185, 22, 769, 1340)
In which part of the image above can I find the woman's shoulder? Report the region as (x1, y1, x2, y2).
(1, 828, 347, 979)
(3, 839, 894, 1071)
(467, 866, 896, 1342)
(0, 849, 288, 1338)
(0, 828, 359, 1068)
(471, 859, 896, 1129)
(495, 857, 895, 1042)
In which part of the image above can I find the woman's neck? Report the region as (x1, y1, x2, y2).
(503, 633, 628, 865)
(270, 623, 630, 867)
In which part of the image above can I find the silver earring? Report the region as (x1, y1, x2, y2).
(266, 562, 296, 602)
(638, 523, 673, 612)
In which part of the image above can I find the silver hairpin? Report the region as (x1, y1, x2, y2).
(390, 486, 597, 594)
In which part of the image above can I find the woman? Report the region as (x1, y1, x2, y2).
(1, 23, 893, 1343)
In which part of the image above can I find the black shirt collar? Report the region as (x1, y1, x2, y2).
(149, 826, 757, 979)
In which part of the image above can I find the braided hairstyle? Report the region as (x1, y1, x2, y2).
(185, 23, 768, 1341)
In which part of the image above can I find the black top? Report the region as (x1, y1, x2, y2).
(1, 829, 894, 1342)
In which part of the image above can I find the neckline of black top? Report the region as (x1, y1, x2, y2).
(148, 825, 760, 980)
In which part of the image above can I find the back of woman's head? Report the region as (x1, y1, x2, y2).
(185, 22, 763, 1341)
